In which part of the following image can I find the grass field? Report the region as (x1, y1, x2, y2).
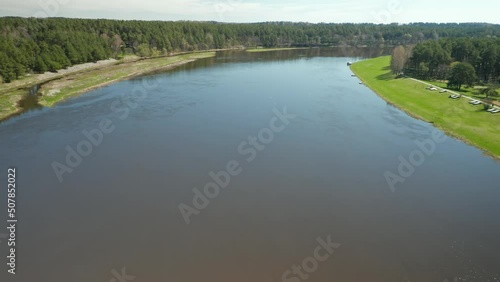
(0, 52, 215, 120)
(351, 56, 500, 158)
(421, 79, 499, 103)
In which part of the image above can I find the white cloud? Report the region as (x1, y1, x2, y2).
(0, 0, 498, 23)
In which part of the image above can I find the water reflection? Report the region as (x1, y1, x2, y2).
(18, 84, 42, 111)
(3, 47, 389, 123)
(217, 46, 391, 64)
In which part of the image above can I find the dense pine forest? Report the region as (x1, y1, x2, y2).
(1, 17, 499, 83)
(404, 38, 500, 84)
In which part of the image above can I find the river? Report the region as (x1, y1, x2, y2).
(0, 47, 499, 282)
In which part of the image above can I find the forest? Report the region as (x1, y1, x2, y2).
(1, 17, 500, 83)
(392, 37, 500, 89)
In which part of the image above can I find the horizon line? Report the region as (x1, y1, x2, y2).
(1, 16, 499, 26)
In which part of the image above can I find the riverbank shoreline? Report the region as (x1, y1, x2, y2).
(0, 50, 225, 121)
(351, 56, 500, 159)
(2, 46, 319, 121)
(246, 47, 310, 52)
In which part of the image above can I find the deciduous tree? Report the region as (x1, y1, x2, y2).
(391, 45, 407, 75)
(447, 62, 477, 90)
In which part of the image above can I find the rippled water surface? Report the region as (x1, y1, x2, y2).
(1, 48, 499, 282)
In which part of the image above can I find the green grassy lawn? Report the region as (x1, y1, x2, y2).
(245, 47, 309, 52)
(421, 79, 499, 102)
(352, 56, 500, 158)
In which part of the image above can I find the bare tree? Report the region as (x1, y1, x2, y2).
(110, 34, 124, 56)
(390, 45, 407, 75)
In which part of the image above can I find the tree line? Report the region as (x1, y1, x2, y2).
(1, 16, 500, 83)
(392, 37, 500, 90)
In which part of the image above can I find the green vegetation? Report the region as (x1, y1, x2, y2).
(406, 37, 500, 85)
(0, 89, 24, 119)
(447, 62, 477, 90)
(0, 52, 215, 120)
(421, 79, 499, 102)
(352, 56, 500, 158)
(1, 17, 500, 83)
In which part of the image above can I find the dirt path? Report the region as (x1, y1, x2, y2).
(0, 59, 119, 94)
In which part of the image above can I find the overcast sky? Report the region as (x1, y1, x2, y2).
(0, 0, 498, 24)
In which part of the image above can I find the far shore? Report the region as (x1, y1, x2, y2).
(1, 46, 312, 121)
(0, 51, 222, 121)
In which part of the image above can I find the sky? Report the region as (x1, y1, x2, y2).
(0, 0, 498, 24)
